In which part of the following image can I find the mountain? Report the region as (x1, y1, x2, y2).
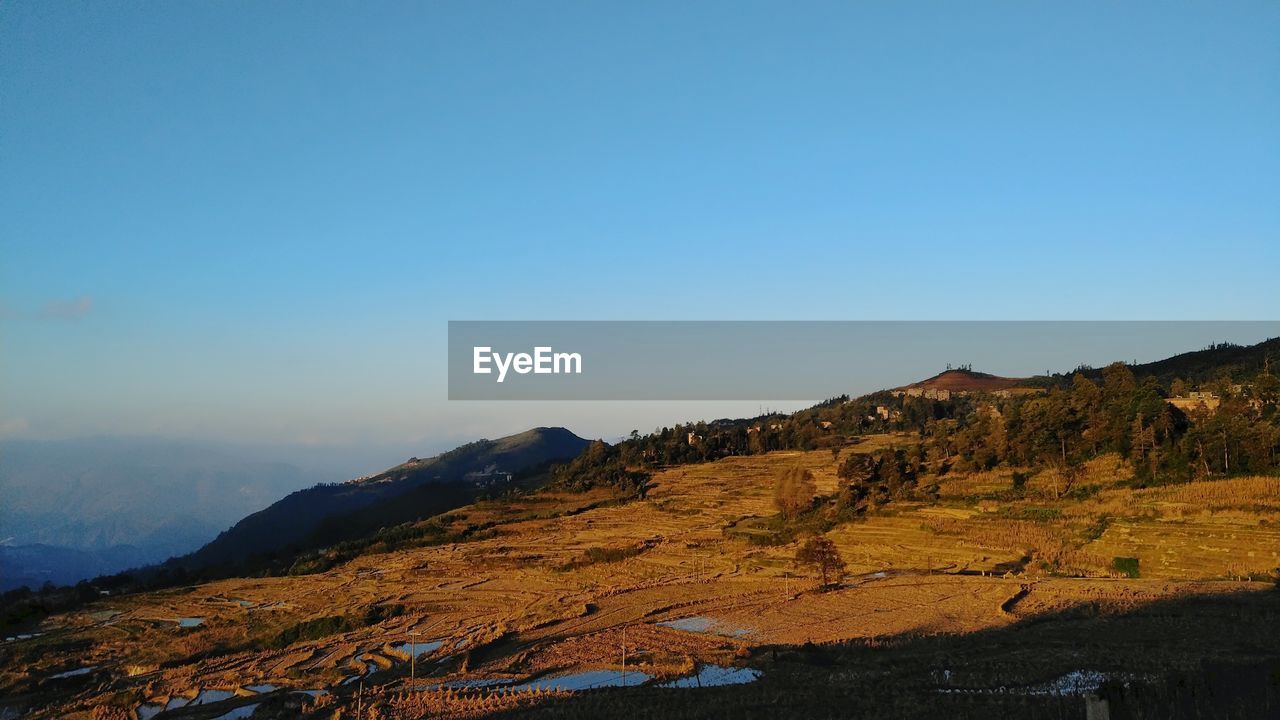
(0, 437, 329, 590)
(0, 544, 153, 591)
(175, 427, 590, 574)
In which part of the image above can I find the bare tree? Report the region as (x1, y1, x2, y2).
(774, 466, 816, 520)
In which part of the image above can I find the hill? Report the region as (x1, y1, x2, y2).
(172, 427, 590, 575)
(1130, 336, 1280, 384)
(898, 368, 1026, 393)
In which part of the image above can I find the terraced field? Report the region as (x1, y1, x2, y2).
(2, 439, 1277, 719)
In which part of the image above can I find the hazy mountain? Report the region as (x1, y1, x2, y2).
(0, 437, 339, 589)
(175, 427, 590, 574)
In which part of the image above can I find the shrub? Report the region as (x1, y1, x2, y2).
(1112, 556, 1140, 578)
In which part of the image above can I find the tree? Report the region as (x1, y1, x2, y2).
(794, 536, 846, 587)
(774, 466, 816, 520)
(837, 453, 878, 485)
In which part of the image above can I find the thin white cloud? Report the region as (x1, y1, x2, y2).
(40, 295, 94, 320)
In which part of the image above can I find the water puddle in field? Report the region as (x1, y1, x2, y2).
(510, 669, 652, 692)
(190, 689, 236, 705)
(165, 695, 192, 709)
(4, 633, 43, 642)
(429, 678, 515, 690)
(49, 665, 97, 679)
(294, 689, 328, 698)
(1026, 670, 1115, 695)
(661, 665, 761, 688)
(937, 669, 1138, 696)
(244, 684, 277, 693)
(431, 666, 759, 694)
(656, 616, 752, 638)
(177, 617, 205, 628)
(391, 640, 443, 657)
(340, 654, 382, 685)
(136, 704, 165, 720)
(211, 703, 259, 719)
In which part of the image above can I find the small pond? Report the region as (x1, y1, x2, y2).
(656, 616, 751, 638)
(391, 640, 443, 658)
(510, 669, 652, 692)
(661, 665, 761, 688)
(49, 665, 97, 679)
(211, 703, 259, 720)
(190, 689, 236, 705)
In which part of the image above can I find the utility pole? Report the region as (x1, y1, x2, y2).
(410, 630, 417, 688)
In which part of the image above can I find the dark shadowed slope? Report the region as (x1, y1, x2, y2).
(176, 427, 589, 573)
(1129, 336, 1280, 384)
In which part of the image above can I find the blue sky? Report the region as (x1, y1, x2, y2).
(2, 2, 1277, 450)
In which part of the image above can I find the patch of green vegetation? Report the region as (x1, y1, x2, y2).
(1082, 515, 1112, 542)
(1064, 483, 1102, 500)
(1112, 556, 1141, 578)
(267, 604, 404, 648)
(997, 506, 1063, 522)
(286, 519, 501, 576)
(723, 507, 839, 547)
(583, 546, 642, 563)
(558, 544, 651, 570)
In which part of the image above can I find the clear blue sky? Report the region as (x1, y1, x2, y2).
(2, 2, 1277, 449)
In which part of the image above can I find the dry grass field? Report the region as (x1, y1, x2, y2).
(2, 437, 1278, 719)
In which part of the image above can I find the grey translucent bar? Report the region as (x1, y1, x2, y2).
(447, 321, 1278, 401)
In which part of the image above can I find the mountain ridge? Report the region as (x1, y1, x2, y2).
(172, 426, 590, 575)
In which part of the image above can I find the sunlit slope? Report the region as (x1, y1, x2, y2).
(6, 439, 1277, 718)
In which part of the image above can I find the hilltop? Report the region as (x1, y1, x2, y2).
(896, 368, 1026, 393)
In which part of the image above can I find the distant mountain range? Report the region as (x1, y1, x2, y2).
(0, 437, 332, 590)
(171, 427, 590, 576)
